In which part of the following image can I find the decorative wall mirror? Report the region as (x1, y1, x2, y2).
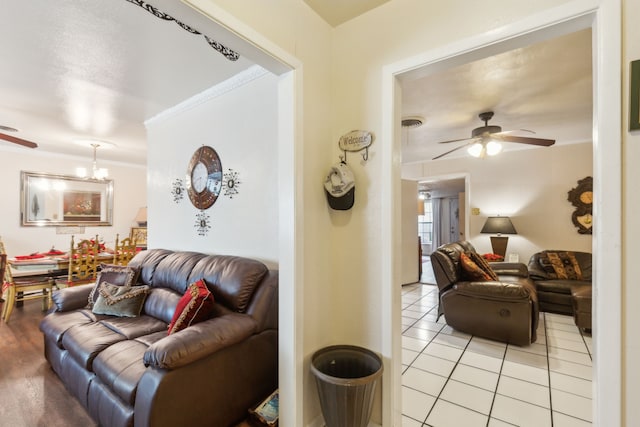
(21, 171, 114, 226)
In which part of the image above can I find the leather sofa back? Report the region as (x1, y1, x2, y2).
(128, 249, 272, 324)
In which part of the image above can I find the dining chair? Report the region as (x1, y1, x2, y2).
(0, 239, 54, 323)
(62, 235, 100, 287)
(112, 234, 137, 266)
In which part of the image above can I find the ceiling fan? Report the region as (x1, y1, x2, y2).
(0, 131, 38, 148)
(432, 111, 555, 160)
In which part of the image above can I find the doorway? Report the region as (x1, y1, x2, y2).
(382, 6, 621, 427)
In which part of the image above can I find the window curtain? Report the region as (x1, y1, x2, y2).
(431, 198, 442, 250)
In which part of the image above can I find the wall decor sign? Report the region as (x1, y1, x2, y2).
(630, 60, 640, 131)
(124, 0, 240, 61)
(567, 176, 593, 235)
(338, 130, 374, 161)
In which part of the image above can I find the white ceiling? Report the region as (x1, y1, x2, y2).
(0, 2, 592, 168)
(0, 0, 257, 165)
(400, 28, 593, 163)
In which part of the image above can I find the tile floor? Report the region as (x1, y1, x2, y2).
(401, 282, 593, 427)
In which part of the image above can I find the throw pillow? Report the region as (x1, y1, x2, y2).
(460, 252, 493, 281)
(91, 282, 150, 317)
(87, 264, 140, 308)
(167, 279, 215, 335)
(545, 251, 583, 280)
(467, 251, 499, 281)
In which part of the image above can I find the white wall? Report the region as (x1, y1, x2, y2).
(0, 147, 146, 256)
(403, 143, 593, 263)
(401, 179, 419, 284)
(145, 69, 279, 267)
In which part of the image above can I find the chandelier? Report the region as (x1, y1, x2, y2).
(75, 141, 112, 179)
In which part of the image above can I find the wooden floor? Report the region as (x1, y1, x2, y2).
(0, 300, 256, 427)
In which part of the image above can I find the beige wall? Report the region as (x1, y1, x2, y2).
(403, 143, 593, 263)
(184, 0, 630, 425)
(623, 0, 639, 424)
(0, 147, 146, 256)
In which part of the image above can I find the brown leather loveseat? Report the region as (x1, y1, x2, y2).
(40, 249, 278, 427)
(430, 241, 539, 346)
(527, 250, 592, 330)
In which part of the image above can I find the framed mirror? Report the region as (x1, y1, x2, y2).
(21, 171, 114, 226)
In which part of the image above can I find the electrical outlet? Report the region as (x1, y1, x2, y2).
(471, 208, 480, 215)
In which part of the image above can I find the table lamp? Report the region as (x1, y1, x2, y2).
(480, 216, 517, 258)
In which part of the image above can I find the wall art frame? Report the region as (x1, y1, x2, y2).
(21, 171, 114, 227)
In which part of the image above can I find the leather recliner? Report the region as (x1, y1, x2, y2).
(430, 241, 539, 346)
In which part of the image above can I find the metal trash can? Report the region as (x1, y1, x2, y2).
(311, 345, 383, 427)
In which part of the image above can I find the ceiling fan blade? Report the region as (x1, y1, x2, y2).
(432, 143, 469, 160)
(437, 136, 474, 144)
(494, 134, 555, 146)
(494, 129, 536, 136)
(0, 132, 38, 148)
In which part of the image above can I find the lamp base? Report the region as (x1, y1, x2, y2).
(489, 236, 509, 258)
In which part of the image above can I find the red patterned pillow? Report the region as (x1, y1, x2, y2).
(460, 252, 498, 281)
(167, 279, 214, 335)
(466, 251, 499, 281)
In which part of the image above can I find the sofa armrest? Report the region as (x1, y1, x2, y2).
(51, 284, 94, 312)
(454, 281, 532, 301)
(143, 313, 256, 369)
(489, 262, 529, 277)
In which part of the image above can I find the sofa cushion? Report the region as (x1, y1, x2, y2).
(99, 315, 168, 339)
(143, 287, 182, 324)
(39, 309, 102, 348)
(88, 264, 141, 307)
(168, 279, 215, 335)
(460, 252, 498, 281)
(93, 339, 153, 405)
(62, 322, 127, 370)
(92, 284, 150, 317)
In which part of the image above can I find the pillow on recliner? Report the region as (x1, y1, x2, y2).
(460, 252, 499, 281)
(167, 279, 215, 335)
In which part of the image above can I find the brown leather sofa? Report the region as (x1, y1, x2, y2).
(430, 241, 539, 346)
(527, 250, 592, 330)
(39, 249, 278, 427)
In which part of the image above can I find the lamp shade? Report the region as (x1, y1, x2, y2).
(480, 216, 517, 235)
(134, 207, 147, 226)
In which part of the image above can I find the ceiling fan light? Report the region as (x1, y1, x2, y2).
(467, 143, 483, 158)
(486, 140, 503, 156)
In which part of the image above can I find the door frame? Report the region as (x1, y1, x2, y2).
(381, 1, 621, 426)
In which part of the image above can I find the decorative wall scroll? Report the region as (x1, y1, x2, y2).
(171, 178, 185, 203)
(567, 176, 593, 235)
(124, 0, 240, 61)
(194, 210, 212, 236)
(222, 169, 241, 198)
